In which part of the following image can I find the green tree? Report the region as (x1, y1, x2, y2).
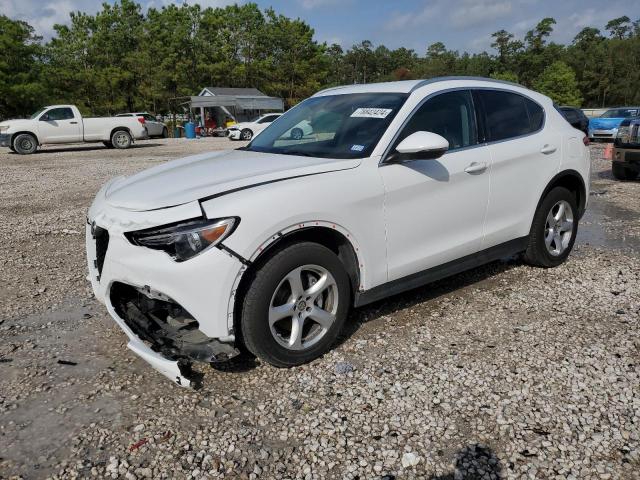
(0, 15, 46, 119)
(606, 16, 631, 39)
(534, 61, 582, 106)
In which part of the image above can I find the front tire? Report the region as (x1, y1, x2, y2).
(111, 130, 132, 149)
(161, 127, 169, 138)
(524, 186, 578, 268)
(13, 133, 38, 155)
(241, 129, 253, 141)
(240, 242, 351, 367)
(612, 162, 638, 181)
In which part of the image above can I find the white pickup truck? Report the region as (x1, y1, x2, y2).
(0, 105, 148, 154)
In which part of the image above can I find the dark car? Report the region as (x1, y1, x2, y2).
(557, 106, 589, 136)
(612, 117, 640, 180)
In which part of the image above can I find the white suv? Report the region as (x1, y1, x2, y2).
(86, 77, 590, 387)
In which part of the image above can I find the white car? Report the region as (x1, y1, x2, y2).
(0, 105, 148, 154)
(86, 77, 590, 387)
(117, 112, 168, 138)
(227, 113, 283, 141)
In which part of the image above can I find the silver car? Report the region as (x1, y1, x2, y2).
(116, 112, 168, 138)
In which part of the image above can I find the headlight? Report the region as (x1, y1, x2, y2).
(0, 125, 9, 132)
(126, 217, 238, 262)
(616, 126, 630, 143)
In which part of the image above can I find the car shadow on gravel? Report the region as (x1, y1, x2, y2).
(5, 143, 164, 155)
(430, 444, 503, 479)
(338, 257, 520, 347)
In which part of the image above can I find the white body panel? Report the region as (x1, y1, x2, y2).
(84, 78, 590, 385)
(0, 105, 148, 147)
(227, 114, 282, 140)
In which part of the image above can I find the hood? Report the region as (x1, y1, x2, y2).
(589, 117, 624, 129)
(105, 149, 361, 211)
(0, 119, 33, 129)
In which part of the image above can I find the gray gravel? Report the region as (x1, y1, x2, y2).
(0, 140, 639, 479)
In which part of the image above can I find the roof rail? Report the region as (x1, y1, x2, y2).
(409, 76, 524, 92)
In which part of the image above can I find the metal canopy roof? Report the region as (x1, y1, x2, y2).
(190, 94, 284, 111)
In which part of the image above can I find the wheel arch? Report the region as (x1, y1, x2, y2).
(11, 131, 40, 147)
(229, 223, 364, 342)
(535, 169, 587, 220)
(110, 126, 132, 140)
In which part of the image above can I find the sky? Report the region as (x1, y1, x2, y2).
(2, 0, 639, 54)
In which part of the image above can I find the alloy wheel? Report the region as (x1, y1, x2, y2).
(114, 132, 129, 147)
(268, 264, 339, 351)
(544, 200, 574, 256)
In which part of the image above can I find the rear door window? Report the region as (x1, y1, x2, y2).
(476, 90, 544, 142)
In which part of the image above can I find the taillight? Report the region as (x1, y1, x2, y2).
(583, 135, 589, 146)
(137, 117, 145, 125)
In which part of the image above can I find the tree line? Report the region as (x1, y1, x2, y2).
(1, 1, 639, 119)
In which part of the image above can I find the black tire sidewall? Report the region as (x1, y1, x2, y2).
(14, 134, 37, 154)
(111, 130, 132, 149)
(612, 163, 636, 181)
(527, 186, 578, 267)
(241, 242, 351, 367)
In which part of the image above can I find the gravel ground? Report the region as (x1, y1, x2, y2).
(0, 140, 639, 480)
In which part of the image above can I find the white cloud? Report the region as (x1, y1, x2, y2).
(567, 9, 598, 30)
(384, 4, 440, 31)
(449, 0, 513, 29)
(0, 0, 100, 38)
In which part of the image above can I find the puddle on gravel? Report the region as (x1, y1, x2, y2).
(577, 191, 640, 253)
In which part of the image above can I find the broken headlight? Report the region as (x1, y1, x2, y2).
(126, 217, 238, 262)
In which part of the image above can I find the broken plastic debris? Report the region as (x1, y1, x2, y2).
(129, 438, 149, 452)
(57, 359, 78, 366)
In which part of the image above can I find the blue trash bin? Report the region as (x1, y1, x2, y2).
(184, 122, 196, 139)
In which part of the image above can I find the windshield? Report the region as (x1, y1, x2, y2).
(30, 108, 47, 120)
(245, 93, 408, 159)
(601, 108, 640, 118)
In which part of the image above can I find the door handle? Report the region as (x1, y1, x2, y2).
(540, 144, 557, 154)
(70, 121, 78, 124)
(464, 162, 488, 174)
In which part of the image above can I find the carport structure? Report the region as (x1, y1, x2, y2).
(190, 87, 284, 131)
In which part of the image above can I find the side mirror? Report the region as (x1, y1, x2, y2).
(388, 131, 449, 162)
(40, 114, 50, 121)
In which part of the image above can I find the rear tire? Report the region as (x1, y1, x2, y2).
(612, 162, 638, 181)
(524, 187, 578, 268)
(13, 133, 38, 155)
(240, 242, 351, 367)
(111, 130, 132, 149)
(291, 128, 304, 140)
(162, 127, 169, 138)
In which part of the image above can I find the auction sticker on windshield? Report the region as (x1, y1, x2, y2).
(350, 108, 393, 119)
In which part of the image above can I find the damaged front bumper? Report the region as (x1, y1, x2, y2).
(111, 282, 239, 362)
(0, 133, 11, 148)
(86, 192, 246, 388)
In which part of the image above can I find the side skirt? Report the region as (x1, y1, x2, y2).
(354, 236, 529, 307)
